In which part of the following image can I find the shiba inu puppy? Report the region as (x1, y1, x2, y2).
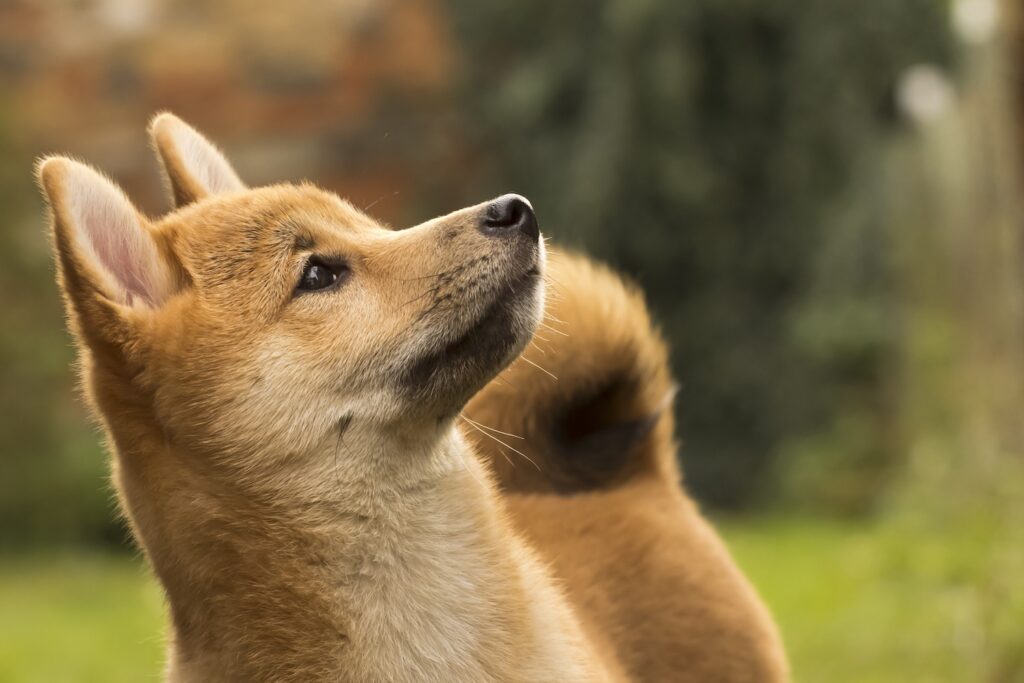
(467, 253, 789, 681)
(41, 112, 787, 682)
(38, 113, 622, 682)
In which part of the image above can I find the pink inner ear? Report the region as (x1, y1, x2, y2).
(69, 173, 166, 307)
(179, 132, 244, 195)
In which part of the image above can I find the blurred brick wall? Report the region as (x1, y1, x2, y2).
(0, 0, 458, 223)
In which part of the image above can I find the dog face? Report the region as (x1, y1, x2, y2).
(40, 114, 544, 469)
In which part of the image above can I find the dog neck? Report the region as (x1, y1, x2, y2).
(113, 417, 598, 682)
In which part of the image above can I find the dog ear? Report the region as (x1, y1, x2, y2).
(148, 112, 245, 208)
(38, 156, 176, 348)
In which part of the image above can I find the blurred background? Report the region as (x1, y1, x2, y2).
(1, 0, 1022, 680)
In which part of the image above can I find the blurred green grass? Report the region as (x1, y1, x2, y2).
(0, 554, 165, 683)
(2, 515, 1004, 682)
(722, 517, 986, 683)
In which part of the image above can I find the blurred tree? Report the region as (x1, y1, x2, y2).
(0, 0, 963, 549)
(451, 0, 954, 508)
(0, 104, 122, 548)
(885, 9, 1024, 675)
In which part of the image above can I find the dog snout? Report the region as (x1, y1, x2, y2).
(480, 194, 539, 242)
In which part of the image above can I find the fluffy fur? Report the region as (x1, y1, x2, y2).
(41, 113, 787, 682)
(40, 115, 619, 682)
(465, 252, 790, 681)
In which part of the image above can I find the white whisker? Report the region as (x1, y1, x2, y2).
(521, 355, 558, 380)
(462, 415, 525, 440)
(539, 321, 569, 337)
(459, 449, 491, 487)
(459, 415, 541, 471)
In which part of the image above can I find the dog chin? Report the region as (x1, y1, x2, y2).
(398, 270, 542, 417)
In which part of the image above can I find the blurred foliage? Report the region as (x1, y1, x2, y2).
(0, 0, 1013, 552)
(0, 106, 124, 549)
(1, 0, 1023, 679)
(885, 30, 1024, 679)
(451, 0, 954, 508)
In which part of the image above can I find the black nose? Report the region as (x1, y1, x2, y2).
(481, 194, 539, 241)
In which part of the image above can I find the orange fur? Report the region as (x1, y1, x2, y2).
(40, 115, 620, 682)
(466, 251, 789, 681)
(41, 113, 786, 682)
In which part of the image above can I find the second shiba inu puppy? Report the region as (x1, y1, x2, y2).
(39, 114, 622, 682)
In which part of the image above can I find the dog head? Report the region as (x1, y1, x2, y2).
(39, 114, 544, 471)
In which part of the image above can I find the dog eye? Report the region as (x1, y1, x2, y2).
(297, 258, 348, 293)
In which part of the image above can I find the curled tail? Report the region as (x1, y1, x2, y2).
(464, 249, 679, 494)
